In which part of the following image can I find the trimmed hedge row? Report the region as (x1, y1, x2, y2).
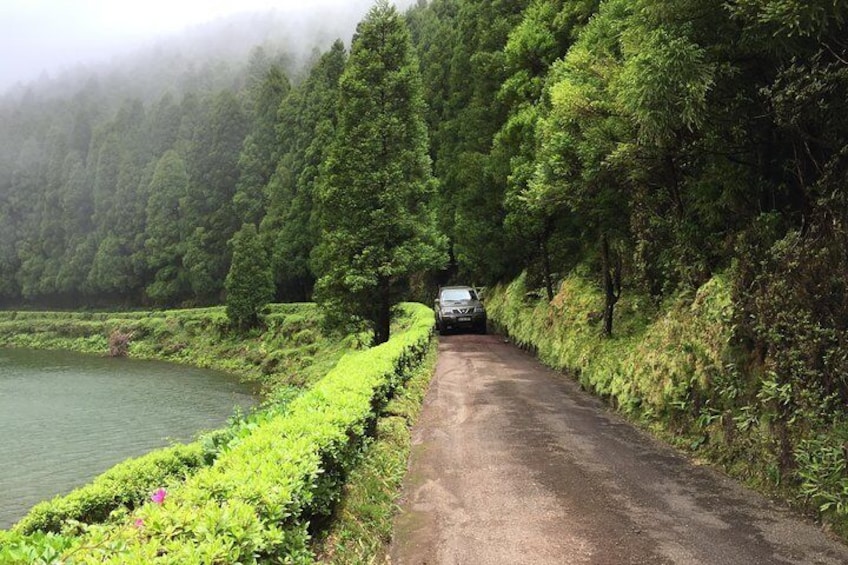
(13, 444, 208, 536)
(57, 303, 433, 564)
(0, 307, 228, 323)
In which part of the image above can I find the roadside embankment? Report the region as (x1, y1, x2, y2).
(487, 272, 848, 539)
(314, 343, 438, 564)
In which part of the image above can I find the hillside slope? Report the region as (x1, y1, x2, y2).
(487, 272, 848, 539)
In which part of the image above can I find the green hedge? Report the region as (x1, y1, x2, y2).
(0, 531, 77, 565)
(43, 303, 433, 564)
(316, 342, 438, 564)
(12, 445, 208, 536)
(2, 396, 303, 564)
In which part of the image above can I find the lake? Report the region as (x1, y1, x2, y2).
(0, 348, 257, 529)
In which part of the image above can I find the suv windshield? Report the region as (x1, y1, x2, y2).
(440, 288, 478, 302)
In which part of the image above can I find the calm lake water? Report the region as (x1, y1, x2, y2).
(0, 348, 257, 529)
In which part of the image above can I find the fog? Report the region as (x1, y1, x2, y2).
(0, 0, 417, 92)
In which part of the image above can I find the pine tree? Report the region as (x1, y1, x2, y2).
(144, 150, 190, 304)
(312, 0, 446, 345)
(225, 223, 274, 330)
(183, 90, 249, 302)
(261, 40, 346, 302)
(233, 64, 290, 227)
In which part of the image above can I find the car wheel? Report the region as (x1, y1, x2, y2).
(477, 320, 487, 334)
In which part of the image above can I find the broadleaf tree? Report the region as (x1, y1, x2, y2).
(312, 0, 446, 345)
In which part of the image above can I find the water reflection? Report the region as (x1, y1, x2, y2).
(0, 348, 257, 529)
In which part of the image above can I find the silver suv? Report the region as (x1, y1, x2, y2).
(434, 286, 487, 334)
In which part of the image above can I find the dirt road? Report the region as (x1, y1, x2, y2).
(389, 334, 848, 564)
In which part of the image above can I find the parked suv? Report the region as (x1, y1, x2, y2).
(434, 286, 487, 334)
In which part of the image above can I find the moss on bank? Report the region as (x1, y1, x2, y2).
(487, 272, 848, 538)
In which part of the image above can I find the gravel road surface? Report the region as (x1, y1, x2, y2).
(389, 333, 848, 565)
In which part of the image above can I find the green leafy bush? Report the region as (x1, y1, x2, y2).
(487, 270, 848, 536)
(0, 531, 78, 565)
(49, 303, 433, 563)
(13, 444, 207, 535)
(796, 430, 848, 517)
(316, 342, 438, 564)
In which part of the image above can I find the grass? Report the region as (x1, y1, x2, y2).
(0, 303, 350, 392)
(486, 270, 848, 539)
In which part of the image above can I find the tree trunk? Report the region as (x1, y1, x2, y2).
(541, 237, 554, 302)
(601, 233, 622, 337)
(373, 276, 392, 345)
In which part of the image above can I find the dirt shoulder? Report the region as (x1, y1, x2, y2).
(390, 334, 848, 564)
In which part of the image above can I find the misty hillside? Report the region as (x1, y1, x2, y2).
(0, 4, 399, 308)
(0, 7, 369, 106)
(2, 0, 847, 313)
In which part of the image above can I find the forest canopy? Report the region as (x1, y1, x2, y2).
(1, 0, 846, 346)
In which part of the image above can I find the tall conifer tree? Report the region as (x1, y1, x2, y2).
(144, 150, 190, 304)
(313, 0, 445, 345)
(225, 223, 274, 330)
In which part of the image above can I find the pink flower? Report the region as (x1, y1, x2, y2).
(150, 488, 167, 505)
(133, 518, 145, 528)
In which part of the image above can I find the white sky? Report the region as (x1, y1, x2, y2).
(0, 0, 410, 90)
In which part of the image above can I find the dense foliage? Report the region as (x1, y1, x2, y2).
(407, 0, 848, 536)
(225, 223, 274, 330)
(313, 1, 446, 344)
(0, 303, 434, 564)
(3, 0, 846, 321)
(3, 0, 848, 538)
(404, 0, 848, 530)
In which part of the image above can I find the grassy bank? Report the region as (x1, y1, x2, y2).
(487, 272, 848, 537)
(0, 303, 436, 564)
(1, 303, 346, 563)
(0, 304, 349, 392)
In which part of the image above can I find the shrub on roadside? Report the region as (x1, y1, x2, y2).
(57, 303, 434, 563)
(487, 270, 848, 537)
(13, 444, 207, 535)
(107, 329, 132, 357)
